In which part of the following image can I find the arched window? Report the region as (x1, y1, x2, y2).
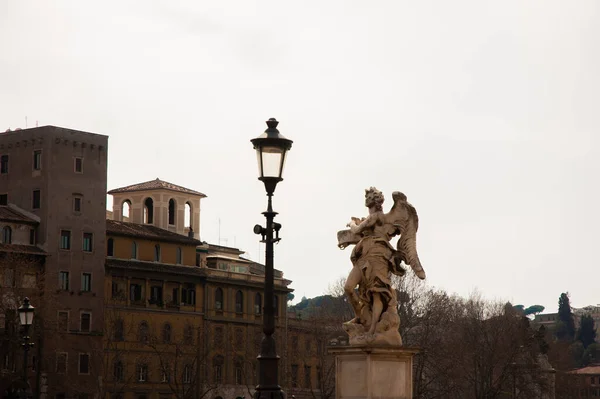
(183, 324, 194, 345)
(131, 241, 138, 259)
(114, 318, 124, 341)
(143, 198, 154, 224)
(254, 293, 262, 315)
(114, 360, 124, 382)
(162, 323, 171, 343)
(138, 321, 149, 343)
(154, 244, 161, 262)
(168, 199, 176, 225)
(107, 238, 114, 256)
(2, 226, 11, 244)
(183, 364, 192, 384)
(274, 295, 279, 317)
(235, 290, 244, 314)
(184, 202, 192, 228)
(121, 200, 131, 220)
(213, 355, 224, 384)
(176, 247, 182, 264)
(215, 288, 223, 311)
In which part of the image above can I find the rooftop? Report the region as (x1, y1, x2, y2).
(106, 219, 202, 246)
(0, 243, 46, 255)
(568, 365, 600, 375)
(108, 178, 207, 197)
(0, 206, 39, 225)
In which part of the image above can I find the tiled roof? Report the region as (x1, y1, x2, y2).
(106, 220, 202, 245)
(0, 243, 46, 255)
(108, 178, 206, 197)
(568, 365, 600, 374)
(0, 206, 39, 225)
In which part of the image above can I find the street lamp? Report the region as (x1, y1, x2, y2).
(251, 118, 293, 399)
(18, 297, 34, 398)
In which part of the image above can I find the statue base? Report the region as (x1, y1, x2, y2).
(329, 346, 418, 399)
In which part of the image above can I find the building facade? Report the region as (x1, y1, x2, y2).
(0, 126, 108, 398)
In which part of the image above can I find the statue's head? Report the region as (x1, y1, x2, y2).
(365, 187, 384, 211)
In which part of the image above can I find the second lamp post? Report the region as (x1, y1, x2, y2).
(251, 118, 293, 399)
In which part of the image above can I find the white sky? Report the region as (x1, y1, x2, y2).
(1, 1, 599, 311)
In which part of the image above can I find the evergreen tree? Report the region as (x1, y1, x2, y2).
(556, 292, 576, 341)
(576, 314, 597, 348)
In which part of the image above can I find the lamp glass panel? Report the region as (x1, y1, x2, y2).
(260, 146, 284, 178)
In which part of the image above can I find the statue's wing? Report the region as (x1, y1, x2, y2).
(391, 193, 426, 280)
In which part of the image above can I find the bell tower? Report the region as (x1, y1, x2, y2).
(108, 178, 206, 240)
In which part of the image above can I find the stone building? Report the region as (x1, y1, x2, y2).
(0, 126, 108, 399)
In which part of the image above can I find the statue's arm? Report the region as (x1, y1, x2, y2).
(349, 213, 378, 235)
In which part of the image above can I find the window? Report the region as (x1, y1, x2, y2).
(114, 319, 124, 341)
(144, 198, 154, 224)
(82, 233, 93, 252)
(150, 285, 163, 303)
(73, 196, 82, 212)
(0, 155, 8, 174)
(138, 322, 149, 343)
(0, 194, 6, 205)
(58, 311, 69, 332)
(131, 241, 138, 259)
(212, 356, 224, 384)
(59, 271, 69, 290)
(235, 366, 243, 385)
(114, 361, 124, 381)
(161, 366, 170, 383)
(3, 269, 14, 287)
(74, 157, 83, 173)
(183, 324, 194, 345)
(81, 273, 91, 292)
(235, 290, 244, 313)
(33, 150, 42, 170)
(172, 287, 179, 305)
(291, 364, 298, 388)
(215, 288, 223, 311)
(304, 365, 311, 388)
(79, 353, 90, 374)
(137, 363, 148, 382)
(183, 364, 192, 384)
(107, 238, 114, 256)
(80, 312, 91, 332)
(112, 280, 125, 299)
(29, 228, 35, 245)
(56, 353, 67, 373)
(176, 247, 182, 264)
(60, 230, 71, 250)
(182, 283, 195, 305)
(255, 293, 262, 314)
(162, 323, 171, 343)
(154, 244, 160, 261)
(168, 199, 176, 225)
(32, 190, 40, 209)
(130, 284, 143, 302)
(1, 226, 11, 244)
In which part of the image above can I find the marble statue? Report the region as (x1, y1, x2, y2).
(337, 188, 426, 346)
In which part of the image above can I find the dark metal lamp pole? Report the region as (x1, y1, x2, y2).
(251, 118, 293, 399)
(18, 297, 35, 399)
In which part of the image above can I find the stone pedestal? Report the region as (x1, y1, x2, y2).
(329, 346, 418, 399)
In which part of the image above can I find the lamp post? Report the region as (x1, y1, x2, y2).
(18, 297, 34, 399)
(251, 118, 293, 399)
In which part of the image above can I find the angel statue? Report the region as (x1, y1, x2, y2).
(337, 187, 425, 346)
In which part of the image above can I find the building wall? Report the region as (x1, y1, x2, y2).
(0, 126, 108, 398)
(108, 235, 197, 266)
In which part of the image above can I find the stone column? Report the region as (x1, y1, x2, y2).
(328, 346, 418, 399)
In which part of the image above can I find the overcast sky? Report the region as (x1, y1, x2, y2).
(1, 1, 599, 312)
